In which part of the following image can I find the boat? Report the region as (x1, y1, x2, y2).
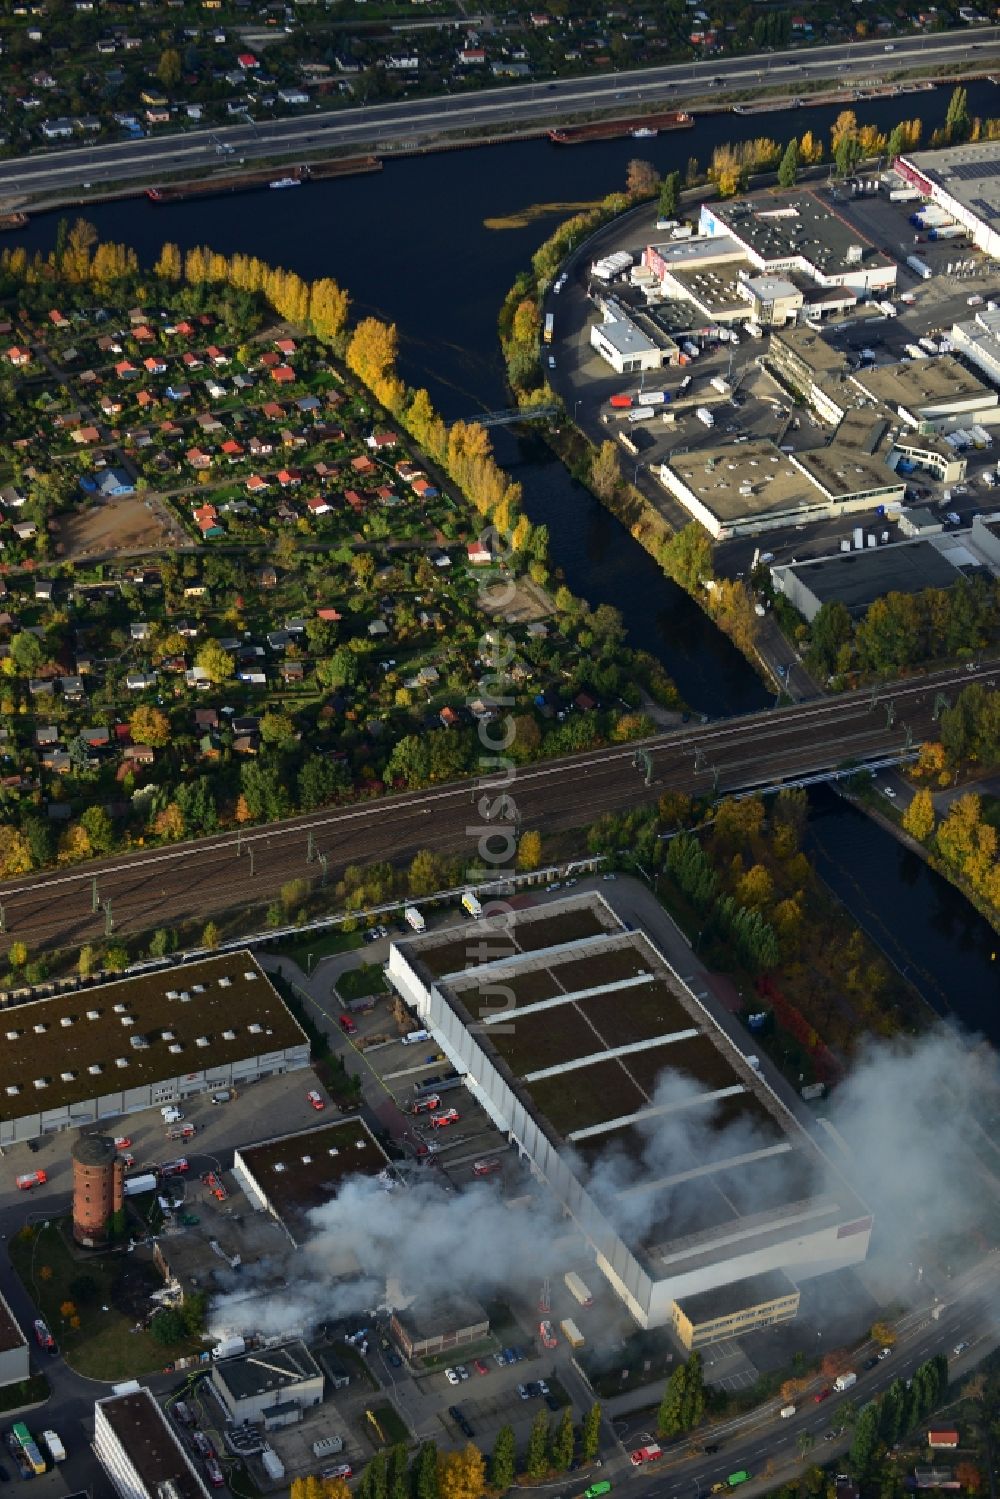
(549, 110, 692, 144)
(0, 212, 28, 231)
(269, 176, 302, 189)
(631, 126, 658, 138)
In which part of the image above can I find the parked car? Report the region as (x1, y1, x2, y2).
(338, 1014, 358, 1035)
(445, 1368, 460, 1385)
(306, 1090, 325, 1110)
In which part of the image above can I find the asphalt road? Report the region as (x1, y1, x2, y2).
(1, 26, 999, 201)
(0, 662, 990, 956)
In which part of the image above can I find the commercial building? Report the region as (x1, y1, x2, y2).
(391, 1296, 491, 1359)
(72, 1132, 124, 1247)
(897, 143, 1000, 258)
(699, 195, 896, 293)
(94, 1386, 210, 1499)
(657, 435, 903, 542)
(771, 539, 966, 622)
(850, 356, 998, 431)
(210, 1340, 324, 1426)
(737, 275, 804, 329)
(0, 1288, 29, 1390)
(233, 1119, 397, 1246)
(767, 325, 852, 422)
(590, 302, 668, 374)
(386, 895, 873, 1332)
(972, 511, 1000, 568)
(949, 306, 1000, 386)
(790, 417, 905, 512)
(671, 1269, 800, 1350)
(0, 953, 309, 1145)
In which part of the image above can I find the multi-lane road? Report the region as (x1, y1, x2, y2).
(0, 663, 989, 955)
(2, 25, 1000, 203)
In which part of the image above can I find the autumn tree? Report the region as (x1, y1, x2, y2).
(154, 242, 183, 282)
(870, 1320, 896, 1348)
(798, 129, 823, 164)
(581, 1403, 602, 1462)
(201, 921, 220, 950)
(346, 317, 399, 391)
(659, 522, 713, 593)
(130, 705, 171, 747)
(0, 825, 32, 879)
(195, 637, 234, 684)
(157, 48, 182, 88)
(902, 788, 935, 843)
(590, 440, 620, 501)
(309, 278, 351, 344)
(956, 1464, 983, 1494)
(626, 158, 660, 198)
(437, 1442, 486, 1499)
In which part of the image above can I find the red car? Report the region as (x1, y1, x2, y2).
(473, 1157, 500, 1177)
(306, 1090, 326, 1110)
(161, 1157, 189, 1178)
(339, 1014, 358, 1035)
(814, 1387, 832, 1403)
(610, 393, 633, 409)
(114, 1135, 132, 1149)
(322, 1465, 353, 1482)
(412, 1095, 441, 1115)
(473, 1359, 489, 1375)
(429, 1108, 459, 1130)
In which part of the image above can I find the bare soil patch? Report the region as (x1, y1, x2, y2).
(54, 494, 186, 560)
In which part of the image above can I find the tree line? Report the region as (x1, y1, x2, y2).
(803, 577, 1000, 681)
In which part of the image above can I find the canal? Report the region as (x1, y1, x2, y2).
(11, 83, 1000, 1018)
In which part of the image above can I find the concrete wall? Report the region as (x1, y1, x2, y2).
(0, 1339, 29, 1390)
(0, 1044, 310, 1145)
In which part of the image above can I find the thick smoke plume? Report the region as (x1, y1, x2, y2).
(209, 1027, 1000, 1338)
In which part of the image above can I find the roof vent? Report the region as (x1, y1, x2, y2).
(88, 1062, 102, 1075)
(60, 1016, 74, 1028)
(195, 1036, 210, 1048)
(34, 1078, 48, 1089)
(169, 1043, 183, 1054)
(192, 984, 206, 993)
(113, 1003, 128, 1014)
(301, 1154, 312, 1165)
(162, 1029, 175, 1041)
(248, 1022, 262, 1035)
(121, 1015, 135, 1027)
(178, 991, 191, 1002)
(222, 1029, 236, 1041)
(33, 1023, 47, 1035)
(219, 977, 232, 988)
(328, 1147, 339, 1158)
(244, 971, 257, 981)
(115, 1057, 129, 1069)
(61, 1070, 75, 1082)
(273, 1161, 286, 1173)
(6, 1029, 19, 1041)
(166, 990, 179, 999)
(5, 1084, 19, 1096)
(355, 1139, 366, 1150)
(87, 1009, 100, 1020)
(130, 1035, 149, 1050)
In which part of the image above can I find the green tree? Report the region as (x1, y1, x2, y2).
(195, 637, 234, 685)
(660, 523, 713, 593)
(409, 848, 444, 897)
(658, 170, 681, 218)
(149, 928, 174, 959)
(550, 1408, 575, 1471)
(157, 47, 182, 88)
(777, 138, 799, 189)
(201, 921, 220, 950)
(260, 711, 297, 747)
(298, 755, 347, 811)
(413, 1444, 439, 1499)
(945, 85, 971, 142)
(525, 1411, 550, 1479)
(850, 1404, 881, 1471)
(150, 1308, 186, 1345)
(581, 1403, 602, 1463)
(658, 1361, 687, 1437)
(490, 1425, 516, 1490)
(9, 631, 44, 675)
(590, 440, 620, 500)
(680, 1350, 705, 1429)
(807, 599, 853, 676)
(387, 1444, 408, 1499)
(80, 805, 115, 856)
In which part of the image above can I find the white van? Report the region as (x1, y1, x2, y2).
(780, 1405, 797, 1419)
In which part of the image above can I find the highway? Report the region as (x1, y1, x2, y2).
(0, 663, 990, 956)
(1, 25, 999, 202)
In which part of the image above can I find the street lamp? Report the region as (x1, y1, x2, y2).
(307, 953, 315, 975)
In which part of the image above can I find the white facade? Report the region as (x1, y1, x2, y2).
(699, 202, 897, 293)
(950, 310, 1000, 386)
(590, 314, 664, 374)
(0, 1289, 29, 1389)
(211, 1341, 324, 1424)
(95, 1388, 210, 1499)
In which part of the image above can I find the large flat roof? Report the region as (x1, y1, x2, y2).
(904, 142, 1000, 223)
(666, 441, 817, 521)
(772, 324, 850, 378)
(791, 441, 897, 501)
(708, 194, 892, 276)
(668, 265, 746, 313)
(397, 896, 870, 1277)
(235, 1119, 396, 1237)
(646, 234, 748, 268)
(776, 540, 962, 617)
(394, 1294, 489, 1339)
(0, 954, 305, 1122)
(99, 1389, 208, 1499)
(595, 313, 658, 357)
(675, 1268, 798, 1324)
(852, 356, 996, 413)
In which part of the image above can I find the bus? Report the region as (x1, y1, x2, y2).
(543, 313, 555, 345)
(728, 1473, 752, 1488)
(12, 1422, 46, 1475)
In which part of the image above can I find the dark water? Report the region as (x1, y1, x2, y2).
(13, 84, 1000, 1008)
(807, 786, 1000, 1036)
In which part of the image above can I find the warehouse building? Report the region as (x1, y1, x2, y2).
(699, 195, 897, 292)
(590, 301, 669, 374)
(391, 1296, 491, 1360)
(211, 1340, 324, 1426)
(233, 1119, 398, 1246)
(850, 356, 998, 431)
(657, 436, 903, 541)
(897, 143, 1000, 258)
(386, 896, 873, 1332)
(789, 414, 906, 511)
(94, 1386, 210, 1499)
(0, 1289, 29, 1390)
(767, 325, 853, 422)
(736, 274, 804, 328)
(771, 538, 967, 623)
(0, 954, 309, 1145)
(672, 1269, 800, 1350)
(949, 306, 1000, 385)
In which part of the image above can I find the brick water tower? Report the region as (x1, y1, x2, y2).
(72, 1133, 124, 1248)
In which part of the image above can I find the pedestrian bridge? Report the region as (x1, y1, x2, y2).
(456, 405, 558, 429)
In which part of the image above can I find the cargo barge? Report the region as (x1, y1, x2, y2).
(0, 212, 28, 230)
(548, 110, 692, 144)
(146, 154, 380, 204)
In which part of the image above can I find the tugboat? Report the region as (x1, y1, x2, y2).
(269, 176, 302, 189)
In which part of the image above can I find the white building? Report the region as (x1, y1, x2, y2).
(386, 895, 873, 1331)
(897, 144, 1000, 258)
(0, 1290, 29, 1389)
(700, 196, 896, 292)
(0, 953, 309, 1145)
(211, 1341, 324, 1426)
(94, 1386, 210, 1499)
(590, 305, 665, 374)
(950, 308, 1000, 386)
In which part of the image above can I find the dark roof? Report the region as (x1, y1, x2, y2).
(0, 1287, 26, 1354)
(674, 1269, 799, 1324)
(235, 1120, 394, 1237)
(783, 542, 960, 618)
(73, 1132, 118, 1166)
(212, 1339, 321, 1400)
(99, 1389, 208, 1499)
(393, 1295, 490, 1340)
